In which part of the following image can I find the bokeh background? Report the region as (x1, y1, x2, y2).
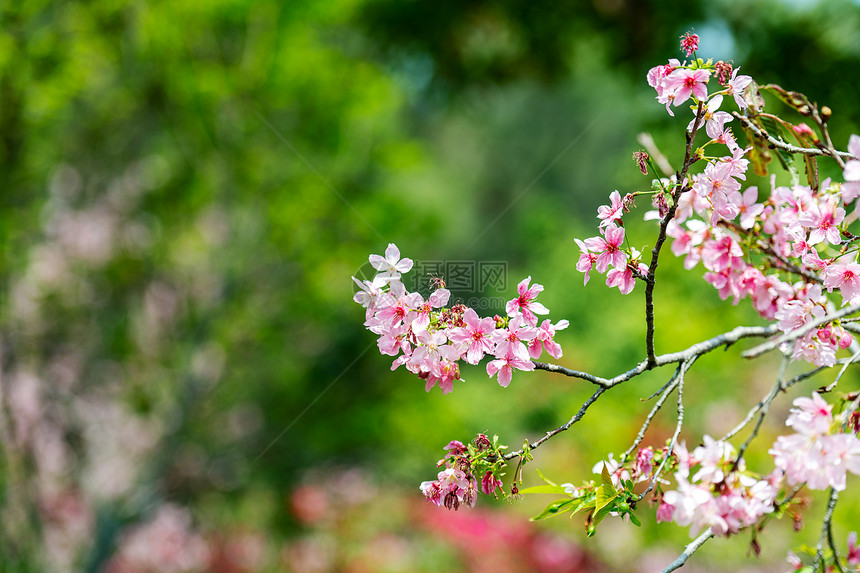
(2, 0, 860, 571)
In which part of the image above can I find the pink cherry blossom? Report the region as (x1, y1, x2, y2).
(663, 68, 711, 107)
(574, 239, 597, 285)
(486, 355, 533, 388)
(369, 243, 414, 282)
(584, 224, 628, 274)
(352, 275, 390, 319)
(797, 195, 844, 245)
(411, 288, 451, 333)
(528, 319, 570, 360)
(823, 260, 860, 305)
(736, 186, 763, 229)
(725, 67, 753, 109)
(448, 308, 498, 364)
(597, 190, 625, 228)
(701, 235, 744, 273)
(847, 532, 860, 567)
(506, 276, 550, 326)
(374, 281, 422, 328)
(687, 95, 732, 135)
(492, 317, 537, 362)
(606, 265, 636, 294)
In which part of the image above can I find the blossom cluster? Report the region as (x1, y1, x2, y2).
(575, 48, 860, 368)
(657, 437, 779, 538)
(353, 243, 568, 393)
(770, 392, 860, 491)
(419, 435, 506, 510)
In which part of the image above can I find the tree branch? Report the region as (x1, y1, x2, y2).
(742, 303, 860, 359)
(503, 387, 606, 460)
(732, 111, 857, 161)
(814, 489, 842, 573)
(535, 324, 778, 388)
(721, 364, 827, 442)
(640, 357, 694, 500)
(731, 354, 789, 470)
(821, 348, 860, 393)
(660, 530, 715, 573)
(622, 365, 682, 462)
(645, 101, 705, 367)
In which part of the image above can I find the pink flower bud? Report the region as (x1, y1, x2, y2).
(480, 471, 502, 495)
(680, 32, 699, 57)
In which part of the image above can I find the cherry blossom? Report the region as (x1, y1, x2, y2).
(663, 68, 711, 108)
(597, 190, 625, 228)
(574, 239, 597, 285)
(506, 276, 550, 326)
(449, 308, 499, 364)
(584, 224, 628, 274)
(725, 67, 753, 109)
(528, 319, 569, 360)
(369, 243, 414, 282)
(487, 355, 534, 388)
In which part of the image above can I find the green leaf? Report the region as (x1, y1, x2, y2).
(592, 501, 615, 528)
(762, 84, 812, 114)
(600, 465, 615, 490)
(595, 484, 619, 514)
(629, 513, 642, 527)
(530, 498, 576, 521)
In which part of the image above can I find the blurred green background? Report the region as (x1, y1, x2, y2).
(2, 0, 860, 571)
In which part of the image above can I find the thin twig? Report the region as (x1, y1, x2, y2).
(743, 303, 860, 359)
(814, 489, 841, 573)
(732, 112, 856, 161)
(535, 324, 778, 388)
(811, 106, 847, 171)
(622, 366, 682, 463)
(660, 530, 715, 573)
(821, 348, 860, 393)
(722, 364, 827, 442)
(731, 354, 789, 470)
(640, 357, 695, 500)
(503, 387, 606, 460)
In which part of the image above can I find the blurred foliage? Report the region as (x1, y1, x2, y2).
(1, 0, 860, 571)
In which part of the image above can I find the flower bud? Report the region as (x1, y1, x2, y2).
(821, 106, 832, 121)
(480, 471, 502, 495)
(714, 61, 733, 85)
(633, 151, 649, 175)
(680, 32, 699, 57)
(652, 192, 670, 218)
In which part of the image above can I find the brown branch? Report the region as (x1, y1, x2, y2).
(622, 364, 682, 462)
(503, 387, 606, 460)
(730, 354, 789, 471)
(645, 101, 706, 367)
(732, 111, 857, 162)
(721, 364, 827, 442)
(535, 324, 778, 389)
